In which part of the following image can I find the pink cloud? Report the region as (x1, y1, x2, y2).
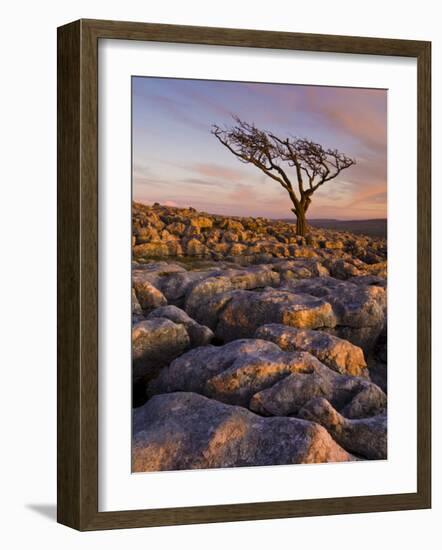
(305, 87, 387, 153)
(192, 162, 245, 181)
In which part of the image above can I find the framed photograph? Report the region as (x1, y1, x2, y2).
(57, 19, 431, 530)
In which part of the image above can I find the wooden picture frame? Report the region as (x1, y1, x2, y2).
(57, 18, 431, 531)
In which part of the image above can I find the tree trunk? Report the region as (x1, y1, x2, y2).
(295, 209, 307, 236)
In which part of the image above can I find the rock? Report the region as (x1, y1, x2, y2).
(320, 240, 344, 250)
(219, 218, 244, 232)
(249, 363, 386, 418)
(185, 267, 280, 320)
(166, 221, 186, 235)
(204, 350, 323, 406)
(146, 305, 213, 347)
(326, 259, 364, 279)
(348, 275, 387, 288)
(132, 288, 143, 317)
(132, 318, 190, 380)
(298, 397, 387, 459)
(135, 225, 160, 244)
(254, 324, 367, 377)
(132, 392, 355, 471)
(149, 339, 281, 396)
(156, 269, 220, 306)
(132, 277, 167, 311)
(190, 216, 213, 229)
(185, 289, 238, 330)
(133, 242, 170, 259)
(285, 277, 386, 328)
(229, 243, 248, 256)
(271, 259, 329, 281)
(185, 238, 208, 256)
(366, 261, 387, 278)
(216, 288, 337, 342)
(284, 277, 386, 353)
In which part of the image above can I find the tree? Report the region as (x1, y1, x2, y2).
(212, 116, 356, 236)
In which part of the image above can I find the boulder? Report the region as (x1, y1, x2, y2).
(156, 269, 221, 306)
(185, 267, 280, 320)
(132, 392, 355, 471)
(132, 277, 167, 311)
(146, 305, 213, 347)
(190, 216, 213, 229)
(185, 238, 208, 256)
(149, 339, 281, 396)
(326, 259, 364, 279)
(284, 277, 386, 353)
(271, 259, 329, 281)
(216, 288, 337, 342)
(132, 318, 189, 380)
(298, 397, 387, 459)
(254, 324, 367, 377)
(219, 218, 244, 232)
(284, 277, 386, 328)
(132, 288, 143, 317)
(249, 363, 386, 418)
(134, 225, 160, 244)
(133, 242, 171, 259)
(205, 350, 323, 406)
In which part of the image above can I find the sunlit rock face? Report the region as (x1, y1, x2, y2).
(132, 392, 356, 472)
(254, 324, 367, 377)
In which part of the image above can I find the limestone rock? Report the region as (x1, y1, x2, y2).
(146, 305, 213, 347)
(132, 277, 167, 311)
(254, 324, 367, 376)
(190, 216, 213, 229)
(216, 288, 337, 341)
(298, 397, 387, 459)
(149, 338, 281, 396)
(185, 267, 280, 320)
(249, 362, 386, 418)
(204, 350, 322, 406)
(132, 392, 355, 471)
(132, 318, 189, 380)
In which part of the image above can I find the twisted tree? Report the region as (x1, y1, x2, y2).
(212, 116, 355, 236)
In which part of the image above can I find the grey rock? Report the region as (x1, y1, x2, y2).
(132, 392, 355, 471)
(298, 397, 387, 459)
(283, 277, 386, 353)
(185, 266, 280, 319)
(132, 318, 190, 380)
(146, 305, 213, 347)
(254, 324, 367, 377)
(205, 350, 323, 406)
(132, 288, 144, 323)
(216, 288, 337, 342)
(132, 277, 167, 311)
(149, 338, 281, 397)
(249, 361, 386, 418)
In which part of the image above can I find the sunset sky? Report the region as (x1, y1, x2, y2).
(132, 77, 387, 220)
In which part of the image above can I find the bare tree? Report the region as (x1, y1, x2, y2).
(212, 116, 356, 236)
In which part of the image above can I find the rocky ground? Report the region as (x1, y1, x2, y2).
(131, 202, 387, 471)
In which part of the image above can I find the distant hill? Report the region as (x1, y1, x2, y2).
(280, 218, 387, 238)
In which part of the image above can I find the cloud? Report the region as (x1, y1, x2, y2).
(181, 177, 220, 187)
(305, 87, 387, 154)
(134, 92, 210, 133)
(344, 183, 387, 209)
(191, 162, 245, 181)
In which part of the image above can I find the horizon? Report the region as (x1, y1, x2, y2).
(132, 77, 387, 221)
(134, 199, 386, 223)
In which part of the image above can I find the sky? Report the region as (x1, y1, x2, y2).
(132, 77, 387, 220)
